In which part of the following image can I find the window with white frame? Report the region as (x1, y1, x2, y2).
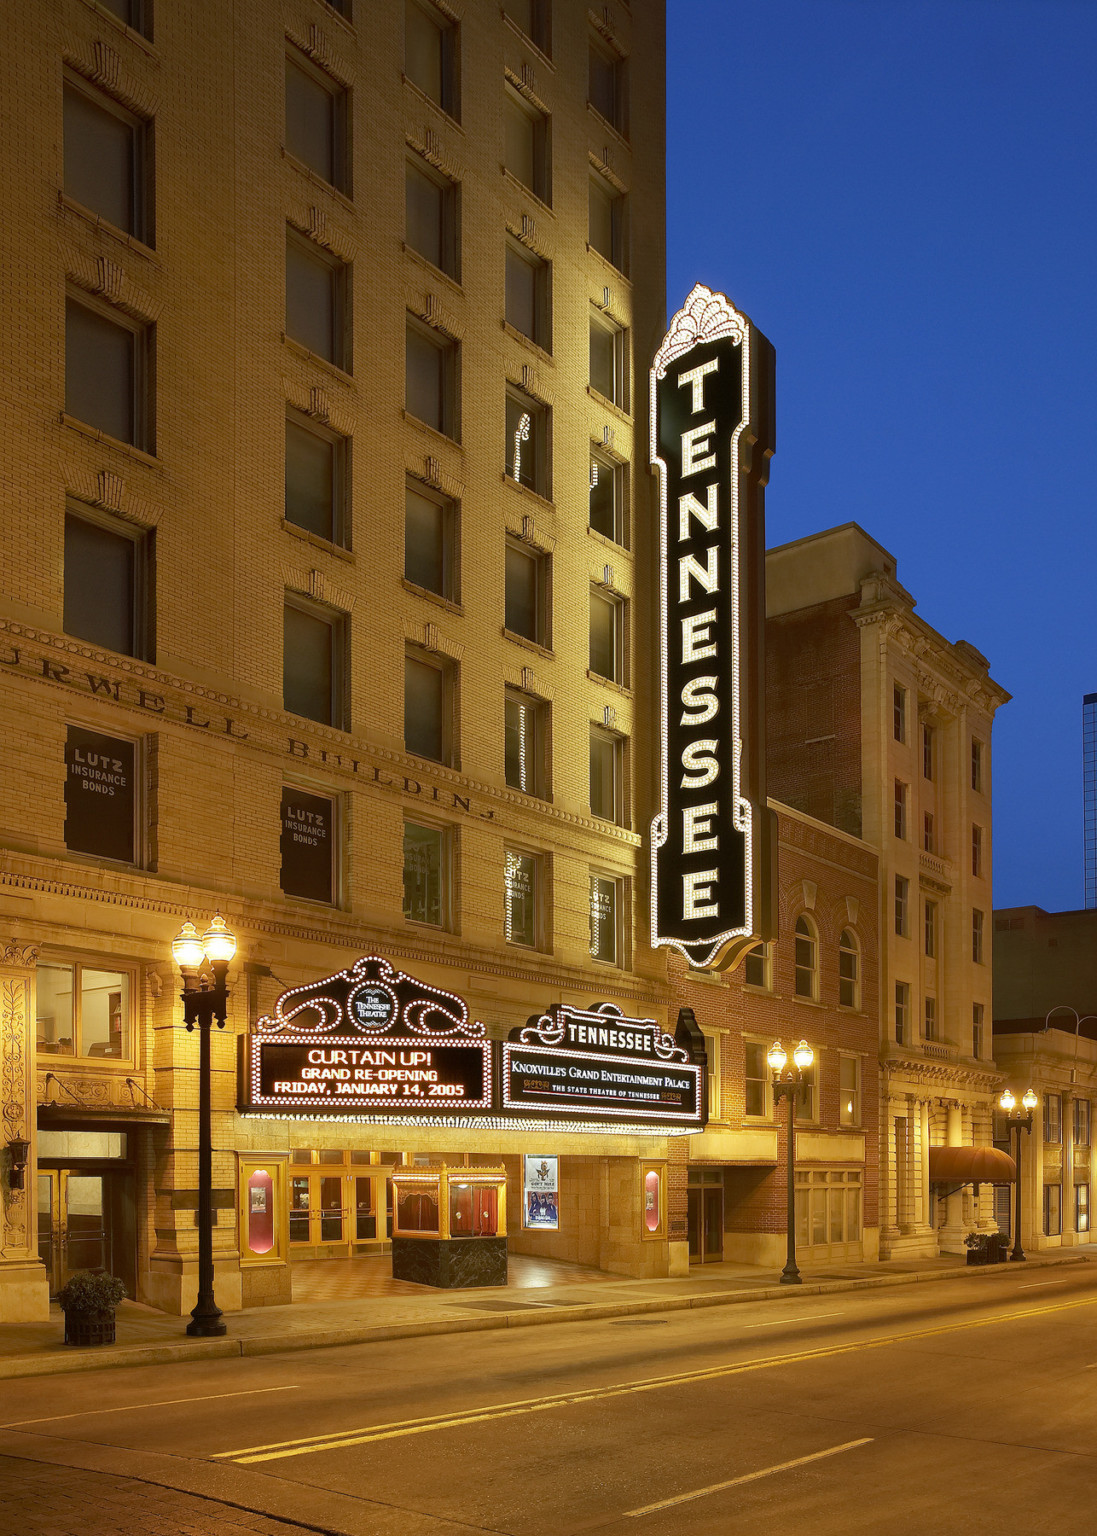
(743, 942, 771, 990)
(64, 75, 150, 242)
(838, 929, 859, 1008)
(743, 1040, 769, 1117)
(36, 960, 134, 1060)
(405, 156, 458, 278)
(794, 915, 818, 1000)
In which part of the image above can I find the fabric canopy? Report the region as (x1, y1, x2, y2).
(928, 1145, 1016, 1185)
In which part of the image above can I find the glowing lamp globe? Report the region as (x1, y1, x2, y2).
(1000, 1089, 1016, 1113)
(172, 921, 205, 971)
(793, 1040, 814, 1072)
(767, 1041, 787, 1074)
(202, 914, 237, 965)
(1022, 1088, 1038, 1112)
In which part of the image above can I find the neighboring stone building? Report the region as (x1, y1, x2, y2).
(674, 802, 880, 1269)
(0, 0, 674, 1321)
(765, 524, 1010, 1256)
(993, 904, 1097, 1250)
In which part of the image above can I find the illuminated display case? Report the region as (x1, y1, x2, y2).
(390, 1164, 507, 1288)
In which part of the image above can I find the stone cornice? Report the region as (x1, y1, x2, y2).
(852, 590, 1010, 713)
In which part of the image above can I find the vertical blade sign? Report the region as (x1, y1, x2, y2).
(650, 285, 773, 970)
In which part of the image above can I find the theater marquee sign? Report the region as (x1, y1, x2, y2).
(239, 958, 705, 1133)
(649, 285, 776, 971)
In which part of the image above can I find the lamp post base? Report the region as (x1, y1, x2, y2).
(1010, 1246, 1026, 1263)
(186, 1307, 227, 1338)
(780, 1263, 802, 1285)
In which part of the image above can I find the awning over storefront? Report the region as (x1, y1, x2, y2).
(929, 1146, 1016, 1186)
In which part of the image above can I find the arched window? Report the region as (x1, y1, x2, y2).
(839, 928, 860, 1009)
(794, 916, 817, 1000)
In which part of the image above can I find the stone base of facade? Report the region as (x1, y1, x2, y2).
(879, 1227, 939, 1261)
(146, 1253, 243, 1316)
(241, 1262, 293, 1308)
(0, 1259, 50, 1322)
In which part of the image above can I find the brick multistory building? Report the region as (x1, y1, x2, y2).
(764, 524, 1010, 1258)
(0, 0, 679, 1322)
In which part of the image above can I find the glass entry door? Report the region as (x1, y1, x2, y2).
(37, 1170, 108, 1293)
(288, 1168, 387, 1254)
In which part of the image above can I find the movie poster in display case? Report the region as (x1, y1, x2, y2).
(523, 1155, 559, 1230)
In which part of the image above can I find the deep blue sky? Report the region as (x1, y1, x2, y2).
(666, 0, 1097, 913)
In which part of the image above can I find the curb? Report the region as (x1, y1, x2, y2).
(0, 1252, 1090, 1380)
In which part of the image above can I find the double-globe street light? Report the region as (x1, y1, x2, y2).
(172, 914, 236, 1338)
(999, 1087, 1038, 1262)
(768, 1038, 815, 1286)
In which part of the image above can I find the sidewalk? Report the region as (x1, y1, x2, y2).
(3, 1247, 1093, 1380)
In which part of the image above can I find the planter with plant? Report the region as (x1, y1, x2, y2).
(58, 1270, 126, 1346)
(964, 1231, 989, 1266)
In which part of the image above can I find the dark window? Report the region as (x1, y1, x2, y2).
(65, 296, 150, 450)
(743, 944, 768, 989)
(893, 683, 907, 743)
(1044, 1093, 1062, 1144)
(971, 738, 984, 793)
(838, 929, 859, 1008)
(1075, 1097, 1091, 1148)
(406, 158, 458, 277)
(744, 1041, 768, 1117)
(924, 898, 937, 958)
(588, 174, 625, 271)
(589, 727, 622, 823)
(895, 875, 909, 936)
(895, 981, 910, 1044)
(503, 0, 550, 52)
(922, 723, 935, 780)
(283, 599, 345, 728)
(1044, 1182, 1062, 1237)
(588, 38, 626, 133)
(64, 511, 149, 659)
(406, 321, 457, 437)
(286, 233, 349, 370)
(505, 90, 549, 202)
(505, 388, 548, 496)
(64, 726, 138, 864)
(403, 821, 447, 926)
(405, 652, 450, 763)
(286, 49, 348, 193)
(504, 540, 547, 644)
(64, 78, 148, 241)
(505, 244, 549, 349)
(893, 779, 908, 839)
(972, 824, 983, 877)
(972, 1002, 984, 1059)
(924, 996, 937, 1040)
(280, 787, 336, 904)
(589, 449, 624, 543)
(794, 915, 817, 999)
(405, 0, 458, 118)
(972, 908, 985, 964)
(96, 0, 149, 34)
(590, 312, 625, 407)
(285, 414, 347, 544)
(589, 588, 623, 681)
(405, 482, 456, 598)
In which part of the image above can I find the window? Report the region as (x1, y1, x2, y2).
(505, 387, 549, 496)
(505, 691, 547, 797)
(96, 0, 150, 34)
(589, 449, 624, 543)
(972, 1002, 984, 1059)
(972, 824, 983, 878)
(893, 779, 908, 840)
(922, 723, 935, 780)
(744, 1041, 769, 1117)
(65, 295, 151, 451)
(895, 875, 909, 936)
(839, 1056, 860, 1127)
(505, 244, 550, 349)
(589, 873, 621, 964)
(923, 812, 934, 853)
(405, 157, 458, 277)
(64, 77, 149, 241)
(794, 1058, 816, 1122)
(743, 943, 771, 990)
(405, 481, 456, 598)
(589, 588, 624, 683)
(284, 598, 346, 728)
(505, 89, 549, 202)
(1077, 1183, 1090, 1235)
(895, 980, 911, 1045)
(924, 996, 937, 1041)
(590, 311, 627, 408)
(1074, 1097, 1091, 1147)
(589, 726, 624, 824)
(838, 929, 859, 1009)
(286, 48, 348, 192)
(924, 899, 937, 958)
(893, 683, 907, 743)
(504, 539, 549, 644)
(588, 37, 626, 134)
(285, 413, 347, 545)
(704, 1032, 721, 1121)
(405, 650, 453, 764)
(286, 233, 349, 370)
(402, 821, 448, 927)
(504, 848, 542, 947)
(794, 915, 818, 1000)
(1044, 1092, 1062, 1144)
(1044, 1182, 1062, 1238)
(64, 510, 150, 659)
(280, 787, 336, 905)
(971, 737, 984, 793)
(794, 1169, 862, 1247)
(406, 320, 457, 437)
(36, 961, 133, 1060)
(589, 174, 625, 271)
(503, 0, 550, 52)
(972, 908, 985, 964)
(405, 0, 458, 118)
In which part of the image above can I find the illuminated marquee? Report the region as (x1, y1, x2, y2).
(649, 285, 775, 970)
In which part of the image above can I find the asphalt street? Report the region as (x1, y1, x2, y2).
(3, 1264, 1097, 1535)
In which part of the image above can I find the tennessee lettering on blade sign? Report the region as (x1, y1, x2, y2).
(649, 286, 775, 970)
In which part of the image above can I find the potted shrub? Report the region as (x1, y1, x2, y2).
(58, 1270, 126, 1346)
(964, 1231, 989, 1266)
(987, 1231, 1011, 1264)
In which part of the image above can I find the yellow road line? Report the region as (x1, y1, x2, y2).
(212, 1293, 1097, 1465)
(622, 1438, 875, 1517)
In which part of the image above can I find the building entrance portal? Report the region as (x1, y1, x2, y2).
(37, 1166, 136, 1297)
(687, 1170, 724, 1263)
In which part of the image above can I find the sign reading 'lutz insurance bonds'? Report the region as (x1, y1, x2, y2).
(649, 286, 776, 971)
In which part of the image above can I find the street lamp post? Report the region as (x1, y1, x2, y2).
(172, 915, 237, 1338)
(768, 1039, 815, 1286)
(999, 1087, 1038, 1262)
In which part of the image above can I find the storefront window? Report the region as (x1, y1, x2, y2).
(795, 1169, 862, 1248)
(36, 961, 132, 1059)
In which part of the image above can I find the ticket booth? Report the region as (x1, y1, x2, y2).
(390, 1164, 507, 1287)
